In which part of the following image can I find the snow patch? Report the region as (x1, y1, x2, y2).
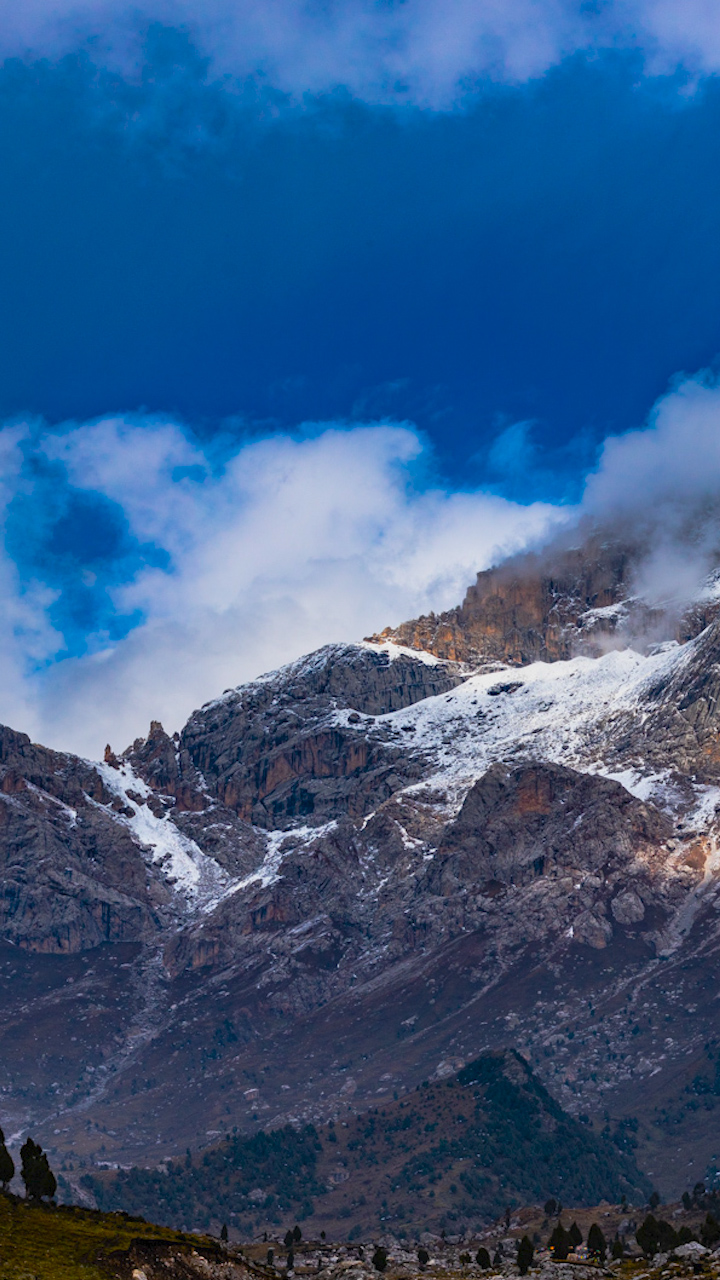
(360, 639, 440, 666)
(96, 762, 233, 913)
(221, 821, 339, 899)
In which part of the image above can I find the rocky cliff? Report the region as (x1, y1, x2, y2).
(368, 529, 720, 665)
(3, 535, 720, 1204)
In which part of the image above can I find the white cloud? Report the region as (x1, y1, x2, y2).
(586, 373, 720, 514)
(8, 370, 720, 758)
(584, 371, 720, 606)
(1, 0, 720, 108)
(5, 419, 564, 756)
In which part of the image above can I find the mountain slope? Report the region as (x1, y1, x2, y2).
(83, 1051, 650, 1238)
(3, 536, 720, 1197)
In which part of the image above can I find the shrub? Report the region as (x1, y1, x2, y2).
(636, 1214, 678, 1257)
(701, 1215, 720, 1248)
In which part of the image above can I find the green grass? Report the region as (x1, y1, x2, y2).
(0, 1192, 217, 1279)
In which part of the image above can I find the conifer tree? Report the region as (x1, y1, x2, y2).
(517, 1236, 534, 1275)
(20, 1138, 56, 1201)
(568, 1221, 582, 1247)
(587, 1223, 607, 1262)
(0, 1127, 14, 1191)
(475, 1248, 490, 1268)
(549, 1224, 571, 1261)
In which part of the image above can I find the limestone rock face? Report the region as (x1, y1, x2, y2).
(370, 535, 637, 664)
(432, 761, 669, 892)
(0, 726, 163, 953)
(369, 530, 720, 666)
(178, 643, 462, 829)
(611, 888, 646, 924)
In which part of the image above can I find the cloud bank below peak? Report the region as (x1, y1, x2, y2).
(0, 418, 564, 757)
(4, 0, 720, 108)
(3, 368, 720, 759)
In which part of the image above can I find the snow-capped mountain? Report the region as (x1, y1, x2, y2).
(3, 531, 720, 1199)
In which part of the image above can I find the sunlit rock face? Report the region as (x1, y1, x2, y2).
(370, 529, 720, 666)
(4, 532, 720, 1200)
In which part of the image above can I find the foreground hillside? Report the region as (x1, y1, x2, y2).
(81, 1052, 649, 1239)
(0, 1193, 231, 1279)
(4, 1187, 720, 1280)
(4, 528, 720, 1192)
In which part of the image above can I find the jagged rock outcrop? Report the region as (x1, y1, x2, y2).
(369, 529, 720, 666)
(0, 726, 164, 952)
(369, 534, 639, 663)
(432, 761, 670, 892)
(177, 643, 462, 828)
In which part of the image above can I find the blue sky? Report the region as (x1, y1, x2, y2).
(4, 1, 720, 753)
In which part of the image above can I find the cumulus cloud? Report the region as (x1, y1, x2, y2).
(5, 370, 720, 758)
(1, 0, 720, 108)
(584, 371, 720, 607)
(1, 418, 564, 756)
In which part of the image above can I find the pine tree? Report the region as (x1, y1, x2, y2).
(372, 1247, 388, 1272)
(417, 1248, 430, 1269)
(475, 1248, 490, 1269)
(0, 1127, 14, 1191)
(549, 1224, 571, 1261)
(517, 1236, 534, 1275)
(702, 1214, 720, 1248)
(568, 1221, 583, 1248)
(293, 1225, 302, 1243)
(587, 1223, 607, 1262)
(20, 1139, 56, 1201)
(220, 1222, 228, 1242)
(284, 1230, 295, 1249)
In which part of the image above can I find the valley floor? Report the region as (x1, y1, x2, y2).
(3, 1192, 720, 1280)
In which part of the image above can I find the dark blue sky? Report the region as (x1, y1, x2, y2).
(3, 37, 720, 498)
(6, 18, 720, 751)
